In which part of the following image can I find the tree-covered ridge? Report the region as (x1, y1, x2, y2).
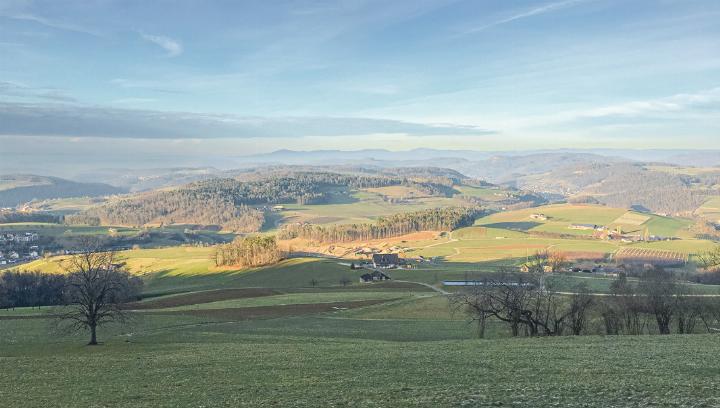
(67, 191, 265, 233)
(516, 163, 717, 215)
(67, 171, 469, 231)
(0, 211, 60, 224)
(278, 207, 483, 243)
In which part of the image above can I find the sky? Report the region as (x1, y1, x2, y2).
(1, 0, 720, 168)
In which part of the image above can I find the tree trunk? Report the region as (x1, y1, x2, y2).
(477, 314, 486, 339)
(88, 323, 98, 345)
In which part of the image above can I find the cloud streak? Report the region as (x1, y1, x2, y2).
(0, 81, 77, 102)
(140, 33, 183, 57)
(0, 102, 495, 139)
(464, 0, 591, 34)
(579, 87, 720, 119)
(1, 13, 101, 36)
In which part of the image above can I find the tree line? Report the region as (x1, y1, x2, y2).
(214, 235, 284, 267)
(452, 269, 720, 338)
(0, 267, 142, 311)
(278, 207, 482, 243)
(0, 211, 61, 224)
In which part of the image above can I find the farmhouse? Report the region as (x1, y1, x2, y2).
(372, 253, 400, 268)
(360, 270, 391, 283)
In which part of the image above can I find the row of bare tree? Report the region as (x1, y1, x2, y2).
(452, 269, 720, 338)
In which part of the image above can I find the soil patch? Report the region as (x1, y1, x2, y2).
(151, 299, 395, 320)
(128, 288, 280, 310)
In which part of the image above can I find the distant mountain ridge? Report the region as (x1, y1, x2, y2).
(0, 174, 126, 207)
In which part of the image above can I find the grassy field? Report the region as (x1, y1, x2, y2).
(277, 190, 465, 226)
(2, 301, 720, 406)
(454, 185, 509, 201)
(697, 196, 720, 220)
(6, 237, 720, 406)
(6, 185, 720, 405)
(474, 203, 695, 238)
(25, 196, 103, 214)
(0, 222, 135, 236)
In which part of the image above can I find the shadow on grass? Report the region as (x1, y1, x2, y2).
(479, 222, 540, 231)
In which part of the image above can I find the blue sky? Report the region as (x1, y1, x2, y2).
(1, 0, 719, 156)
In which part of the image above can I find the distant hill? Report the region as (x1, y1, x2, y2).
(514, 163, 716, 215)
(66, 168, 533, 232)
(69, 171, 440, 231)
(73, 167, 224, 192)
(0, 175, 126, 208)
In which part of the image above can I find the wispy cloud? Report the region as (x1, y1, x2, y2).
(0, 102, 495, 139)
(463, 0, 591, 34)
(495, 87, 720, 132)
(140, 32, 183, 57)
(579, 87, 720, 119)
(1, 13, 100, 36)
(0, 81, 77, 103)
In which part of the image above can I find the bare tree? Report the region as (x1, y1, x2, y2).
(609, 273, 647, 335)
(452, 270, 571, 337)
(638, 268, 677, 335)
(339, 276, 352, 287)
(599, 300, 622, 335)
(567, 283, 593, 335)
(56, 245, 142, 345)
(547, 251, 570, 273)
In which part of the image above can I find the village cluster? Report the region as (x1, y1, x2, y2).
(0, 232, 41, 266)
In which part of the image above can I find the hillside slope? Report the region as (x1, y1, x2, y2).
(0, 175, 125, 207)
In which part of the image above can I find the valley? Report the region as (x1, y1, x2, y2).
(4, 153, 720, 407)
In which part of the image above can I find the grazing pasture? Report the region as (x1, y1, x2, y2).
(475, 204, 693, 238)
(277, 190, 465, 226)
(2, 307, 720, 407)
(612, 211, 650, 225)
(5, 232, 720, 407)
(697, 196, 720, 220)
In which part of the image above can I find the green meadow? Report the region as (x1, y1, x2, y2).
(277, 189, 466, 225)
(3, 261, 720, 407)
(6, 200, 720, 406)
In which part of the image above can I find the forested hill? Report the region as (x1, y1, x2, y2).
(516, 163, 716, 215)
(65, 171, 467, 232)
(0, 175, 125, 207)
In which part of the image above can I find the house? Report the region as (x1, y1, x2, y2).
(372, 253, 400, 268)
(360, 270, 391, 283)
(571, 262, 600, 273)
(530, 213, 548, 221)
